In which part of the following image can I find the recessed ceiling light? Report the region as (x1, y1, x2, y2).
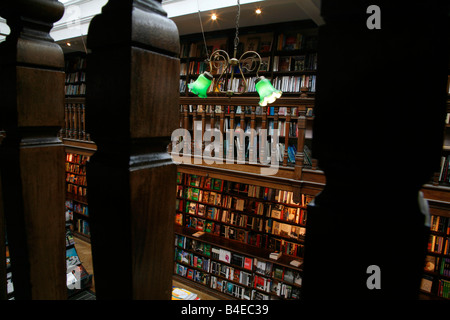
(211, 13, 217, 21)
(255, 8, 262, 15)
(66, 42, 71, 47)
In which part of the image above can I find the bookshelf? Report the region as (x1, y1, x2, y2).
(421, 204, 450, 299)
(65, 152, 91, 241)
(179, 20, 318, 98)
(65, 52, 86, 98)
(174, 170, 315, 300)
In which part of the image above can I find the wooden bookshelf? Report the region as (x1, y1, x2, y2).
(179, 20, 318, 99)
(173, 170, 314, 300)
(65, 152, 92, 241)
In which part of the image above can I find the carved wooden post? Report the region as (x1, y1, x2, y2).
(303, 0, 449, 299)
(0, 0, 66, 299)
(86, 0, 180, 299)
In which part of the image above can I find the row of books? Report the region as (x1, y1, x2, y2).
(175, 234, 303, 277)
(182, 217, 304, 257)
(270, 203, 307, 224)
(179, 41, 225, 59)
(183, 193, 307, 225)
(430, 214, 450, 234)
(183, 54, 317, 77)
(272, 75, 316, 93)
(65, 83, 86, 96)
(427, 234, 449, 255)
(175, 247, 211, 272)
(438, 279, 450, 299)
(209, 275, 252, 300)
(65, 200, 89, 220)
(65, 163, 86, 175)
(67, 183, 87, 197)
(184, 191, 245, 212)
(174, 235, 303, 299)
(75, 218, 90, 237)
(210, 261, 253, 287)
(66, 173, 87, 187)
(266, 219, 306, 241)
(276, 33, 304, 51)
(273, 54, 317, 72)
(65, 71, 86, 84)
(174, 262, 210, 286)
(66, 153, 90, 165)
(210, 273, 301, 300)
(181, 173, 314, 206)
(438, 155, 450, 183)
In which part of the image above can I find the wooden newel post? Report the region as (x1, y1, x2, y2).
(302, 0, 449, 299)
(0, 0, 66, 299)
(86, 0, 180, 299)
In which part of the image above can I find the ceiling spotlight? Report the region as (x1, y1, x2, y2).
(255, 8, 262, 14)
(66, 42, 71, 47)
(211, 13, 217, 20)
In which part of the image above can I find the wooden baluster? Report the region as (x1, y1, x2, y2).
(260, 106, 267, 164)
(273, 106, 280, 165)
(64, 103, 69, 138)
(219, 106, 225, 160)
(81, 104, 87, 141)
(192, 104, 199, 160)
(85, 0, 180, 299)
(228, 106, 235, 161)
(210, 105, 216, 158)
(0, 0, 66, 299)
(249, 106, 256, 164)
(70, 104, 76, 139)
(74, 104, 79, 140)
(183, 104, 190, 158)
(239, 106, 245, 162)
(283, 107, 291, 167)
(295, 106, 306, 180)
(201, 104, 206, 155)
(77, 104, 82, 140)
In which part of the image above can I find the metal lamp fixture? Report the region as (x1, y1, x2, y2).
(189, 0, 282, 106)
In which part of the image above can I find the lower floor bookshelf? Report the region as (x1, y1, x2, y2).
(174, 225, 303, 300)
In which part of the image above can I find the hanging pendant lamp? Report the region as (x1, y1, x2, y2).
(189, 0, 282, 105)
(188, 71, 213, 98)
(255, 76, 282, 106)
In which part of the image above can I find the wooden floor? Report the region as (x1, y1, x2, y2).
(73, 236, 219, 300)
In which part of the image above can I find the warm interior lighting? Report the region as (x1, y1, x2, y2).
(255, 76, 282, 106)
(188, 72, 213, 98)
(211, 13, 217, 20)
(255, 8, 262, 14)
(66, 42, 71, 47)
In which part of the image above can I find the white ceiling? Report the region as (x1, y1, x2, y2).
(168, 0, 323, 36)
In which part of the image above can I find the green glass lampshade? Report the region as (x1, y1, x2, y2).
(255, 76, 282, 106)
(188, 72, 213, 98)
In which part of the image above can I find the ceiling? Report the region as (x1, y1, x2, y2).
(52, 0, 323, 54)
(170, 0, 321, 36)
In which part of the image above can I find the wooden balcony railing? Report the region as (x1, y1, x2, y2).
(173, 96, 319, 182)
(60, 98, 91, 142)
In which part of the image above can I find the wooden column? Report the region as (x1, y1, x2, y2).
(85, 0, 180, 299)
(302, 0, 449, 299)
(0, 0, 66, 299)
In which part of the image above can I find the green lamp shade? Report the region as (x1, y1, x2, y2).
(255, 76, 282, 106)
(188, 72, 213, 98)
